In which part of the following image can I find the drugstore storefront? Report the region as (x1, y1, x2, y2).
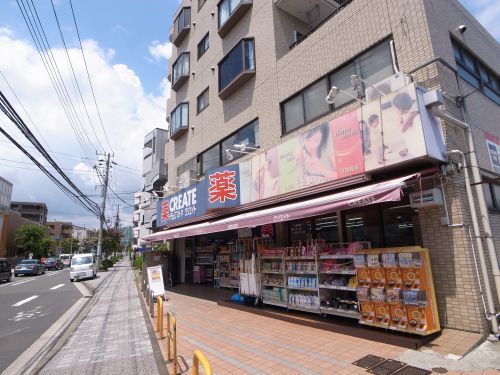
(145, 83, 457, 335)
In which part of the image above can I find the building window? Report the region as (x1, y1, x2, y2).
(201, 143, 221, 175)
(483, 181, 500, 211)
(170, 102, 189, 139)
(197, 87, 209, 114)
(281, 40, 393, 134)
(172, 52, 190, 90)
(197, 33, 209, 59)
(218, 0, 252, 35)
(198, 0, 207, 11)
(218, 38, 255, 98)
(452, 40, 500, 105)
(221, 119, 259, 163)
(173, 7, 191, 46)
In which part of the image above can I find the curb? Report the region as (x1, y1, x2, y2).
(4, 268, 117, 375)
(134, 268, 168, 375)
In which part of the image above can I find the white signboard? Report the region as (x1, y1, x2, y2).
(146, 265, 165, 297)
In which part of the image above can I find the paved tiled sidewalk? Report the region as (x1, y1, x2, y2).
(150, 291, 499, 375)
(41, 260, 159, 375)
(150, 292, 399, 375)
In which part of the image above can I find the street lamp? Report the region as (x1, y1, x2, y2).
(326, 86, 366, 105)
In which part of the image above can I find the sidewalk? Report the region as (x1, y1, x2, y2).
(40, 259, 161, 375)
(149, 291, 499, 375)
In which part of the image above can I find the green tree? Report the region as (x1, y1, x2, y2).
(80, 237, 97, 253)
(60, 238, 79, 253)
(102, 229, 121, 256)
(14, 224, 48, 259)
(40, 237, 57, 256)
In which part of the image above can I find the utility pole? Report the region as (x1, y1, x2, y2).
(96, 153, 111, 271)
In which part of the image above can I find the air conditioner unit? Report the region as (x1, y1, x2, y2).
(178, 169, 197, 189)
(410, 188, 444, 208)
(365, 72, 412, 102)
(292, 30, 303, 45)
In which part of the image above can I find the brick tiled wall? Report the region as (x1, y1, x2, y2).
(165, 0, 500, 333)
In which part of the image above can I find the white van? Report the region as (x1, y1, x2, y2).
(70, 253, 96, 282)
(59, 254, 72, 267)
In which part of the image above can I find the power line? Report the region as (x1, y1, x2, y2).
(69, 0, 114, 155)
(16, 0, 98, 167)
(49, 0, 105, 153)
(0, 90, 100, 216)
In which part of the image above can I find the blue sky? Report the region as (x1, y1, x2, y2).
(0, 0, 498, 229)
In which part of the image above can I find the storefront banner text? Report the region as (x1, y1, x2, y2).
(206, 164, 241, 210)
(156, 181, 206, 226)
(485, 132, 500, 174)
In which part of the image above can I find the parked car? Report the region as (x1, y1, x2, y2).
(59, 254, 72, 267)
(43, 257, 63, 270)
(69, 254, 96, 282)
(0, 258, 12, 282)
(14, 259, 45, 276)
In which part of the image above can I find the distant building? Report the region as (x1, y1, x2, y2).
(46, 221, 73, 242)
(0, 177, 13, 257)
(10, 201, 48, 225)
(72, 225, 97, 242)
(6, 211, 45, 257)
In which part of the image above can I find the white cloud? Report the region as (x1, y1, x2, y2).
(0, 31, 168, 228)
(460, 0, 500, 40)
(148, 40, 172, 62)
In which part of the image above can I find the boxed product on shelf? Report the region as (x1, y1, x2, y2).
(386, 288, 402, 304)
(373, 303, 391, 328)
(367, 253, 381, 268)
(356, 286, 370, 301)
(257, 246, 286, 257)
(356, 268, 371, 286)
(319, 241, 370, 256)
(398, 252, 422, 268)
(286, 261, 316, 272)
(370, 268, 387, 288)
(370, 287, 386, 302)
(288, 292, 319, 308)
(359, 301, 375, 324)
(386, 268, 403, 288)
(402, 267, 424, 289)
(382, 253, 397, 268)
(389, 304, 409, 330)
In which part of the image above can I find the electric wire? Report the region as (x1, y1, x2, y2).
(0, 90, 100, 215)
(69, 0, 114, 155)
(49, 0, 105, 153)
(25, 0, 97, 163)
(0, 123, 100, 216)
(16, 0, 98, 167)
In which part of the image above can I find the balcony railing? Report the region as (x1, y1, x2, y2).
(171, 52, 190, 91)
(218, 0, 253, 38)
(173, 7, 191, 47)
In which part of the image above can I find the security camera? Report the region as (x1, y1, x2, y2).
(211, 11, 215, 16)
(458, 25, 467, 34)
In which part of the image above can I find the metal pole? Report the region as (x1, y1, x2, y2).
(96, 153, 111, 271)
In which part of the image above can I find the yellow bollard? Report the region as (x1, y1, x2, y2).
(166, 311, 177, 375)
(156, 296, 163, 339)
(192, 350, 212, 375)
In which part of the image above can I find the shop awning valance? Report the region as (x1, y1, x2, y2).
(143, 173, 419, 242)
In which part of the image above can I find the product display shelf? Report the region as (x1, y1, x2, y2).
(261, 270, 284, 274)
(261, 283, 284, 287)
(285, 256, 316, 260)
(319, 284, 356, 291)
(319, 254, 356, 259)
(319, 270, 356, 275)
(262, 300, 287, 308)
(317, 242, 370, 320)
(320, 306, 360, 319)
(287, 304, 320, 313)
(287, 286, 318, 292)
(285, 270, 317, 275)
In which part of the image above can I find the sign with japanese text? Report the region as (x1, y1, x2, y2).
(485, 132, 500, 174)
(206, 164, 241, 210)
(156, 181, 206, 227)
(146, 265, 164, 297)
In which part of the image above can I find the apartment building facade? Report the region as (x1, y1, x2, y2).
(10, 201, 48, 225)
(155, 0, 500, 335)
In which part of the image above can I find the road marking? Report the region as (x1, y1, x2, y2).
(12, 295, 39, 307)
(10, 278, 36, 286)
(50, 284, 65, 290)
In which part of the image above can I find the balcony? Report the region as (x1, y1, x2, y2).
(170, 102, 189, 140)
(173, 7, 191, 47)
(171, 52, 190, 91)
(218, 0, 253, 38)
(274, 0, 353, 48)
(218, 38, 255, 100)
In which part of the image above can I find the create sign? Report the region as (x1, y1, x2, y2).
(156, 181, 206, 226)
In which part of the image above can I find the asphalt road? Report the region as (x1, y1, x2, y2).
(0, 268, 81, 373)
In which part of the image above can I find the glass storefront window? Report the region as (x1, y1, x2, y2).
(382, 205, 421, 247)
(314, 215, 339, 243)
(344, 208, 382, 247)
(289, 219, 313, 243)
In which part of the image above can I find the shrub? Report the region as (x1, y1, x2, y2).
(134, 256, 143, 270)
